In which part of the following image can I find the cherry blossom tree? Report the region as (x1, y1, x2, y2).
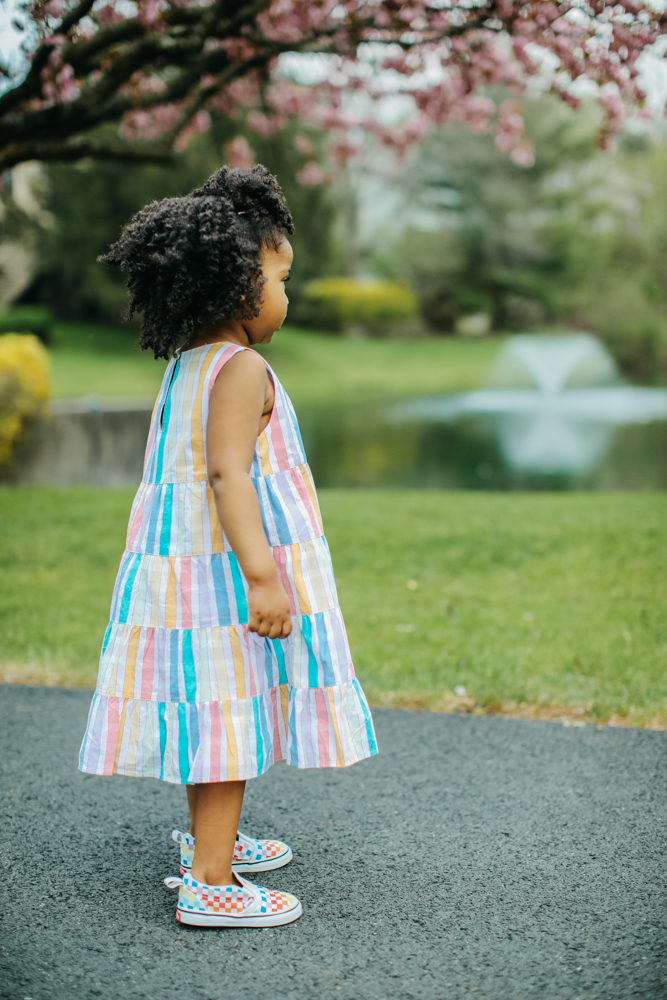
(0, 0, 665, 173)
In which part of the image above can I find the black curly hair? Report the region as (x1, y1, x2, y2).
(100, 164, 294, 359)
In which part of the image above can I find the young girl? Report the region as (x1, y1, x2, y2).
(78, 165, 377, 928)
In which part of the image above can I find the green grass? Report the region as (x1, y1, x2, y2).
(48, 322, 502, 405)
(1, 488, 665, 728)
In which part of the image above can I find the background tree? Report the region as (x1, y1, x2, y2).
(374, 94, 667, 381)
(21, 116, 337, 320)
(0, 0, 665, 172)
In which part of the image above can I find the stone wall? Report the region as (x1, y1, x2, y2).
(2, 397, 155, 487)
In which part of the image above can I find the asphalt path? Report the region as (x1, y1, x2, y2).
(1, 684, 666, 1000)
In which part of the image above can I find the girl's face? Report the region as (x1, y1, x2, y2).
(244, 238, 293, 345)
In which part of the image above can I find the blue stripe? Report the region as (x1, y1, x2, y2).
(288, 690, 299, 766)
(353, 678, 378, 755)
(228, 553, 248, 621)
(263, 479, 292, 545)
(258, 692, 272, 768)
(158, 484, 173, 556)
(314, 612, 336, 687)
(146, 374, 169, 482)
(101, 623, 113, 657)
(263, 642, 275, 688)
(272, 636, 288, 685)
(182, 630, 197, 702)
(144, 486, 162, 555)
(154, 357, 179, 483)
(301, 616, 320, 688)
(169, 630, 180, 701)
(186, 703, 200, 784)
(211, 554, 231, 625)
(118, 553, 142, 624)
(253, 698, 265, 776)
(284, 394, 306, 459)
(158, 703, 167, 780)
(177, 703, 190, 783)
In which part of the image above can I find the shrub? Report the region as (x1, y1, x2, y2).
(0, 307, 53, 344)
(0, 334, 51, 464)
(302, 278, 418, 334)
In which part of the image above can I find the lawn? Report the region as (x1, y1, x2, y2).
(1, 488, 664, 729)
(48, 322, 503, 405)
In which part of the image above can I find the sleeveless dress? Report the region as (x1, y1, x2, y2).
(79, 343, 377, 784)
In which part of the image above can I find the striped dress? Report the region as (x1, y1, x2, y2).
(79, 342, 377, 784)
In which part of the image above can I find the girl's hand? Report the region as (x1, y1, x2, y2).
(247, 578, 293, 639)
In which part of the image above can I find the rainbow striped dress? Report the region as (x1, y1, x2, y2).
(79, 342, 377, 784)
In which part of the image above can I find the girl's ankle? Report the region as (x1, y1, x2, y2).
(190, 866, 240, 887)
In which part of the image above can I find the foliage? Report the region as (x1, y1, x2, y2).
(22, 121, 337, 322)
(0, 306, 53, 343)
(47, 321, 501, 402)
(0, 333, 51, 464)
(1, 487, 664, 728)
(301, 277, 418, 333)
(0, 0, 664, 172)
(375, 96, 667, 381)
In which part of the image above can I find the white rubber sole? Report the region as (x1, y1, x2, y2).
(176, 900, 302, 928)
(180, 847, 293, 877)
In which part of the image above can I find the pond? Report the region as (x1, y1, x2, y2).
(299, 335, 667, 491)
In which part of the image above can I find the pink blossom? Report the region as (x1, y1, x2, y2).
(225, 135, 255, 170)
(296, 161, 327, 185)
(175, 110, 211, 151)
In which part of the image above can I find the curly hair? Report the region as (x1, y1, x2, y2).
(100, 164, 294, 359)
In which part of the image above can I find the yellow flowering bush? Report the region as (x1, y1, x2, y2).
(0, 333, 51, 465)
(303, 278, 418, 332)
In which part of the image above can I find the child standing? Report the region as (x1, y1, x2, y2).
(78, 165, 377, 928)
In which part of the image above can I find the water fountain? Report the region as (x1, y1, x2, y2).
(390, 334, 667, 478)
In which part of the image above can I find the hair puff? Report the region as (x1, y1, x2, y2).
(100, 164, 294, 359)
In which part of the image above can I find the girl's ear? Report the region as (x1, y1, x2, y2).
(240, 294, 246, 301)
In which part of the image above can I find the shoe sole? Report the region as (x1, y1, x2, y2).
(180, 847, 293, 877)
(176, 900, 302, 928)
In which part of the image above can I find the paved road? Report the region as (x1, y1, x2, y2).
(1, 685, 665, 1000)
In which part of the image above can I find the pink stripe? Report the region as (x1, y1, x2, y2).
(267, 411, 289, 469)
(103, 697, 121, 774)
(244, 626, 257, 699)
(290, 468, 320, 535)
(272, 545, 297, 615)
(127, 490, 147, 549)
(206, 343, 246, 402)
(315, 689, 331, 766)
(140, 629, 155, 700)
(270, 686, 281, 752)
(179, 558, 192, 629)
(209, 704, 222, 782)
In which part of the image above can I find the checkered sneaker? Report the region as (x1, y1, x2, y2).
(164, 872, 302, 928)
(172, 829, 293, 875)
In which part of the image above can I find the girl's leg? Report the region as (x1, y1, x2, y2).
(187, 785, 196, 836)
(189, 781, 246, 886)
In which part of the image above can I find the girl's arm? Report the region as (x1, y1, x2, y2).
(206, 350, 292, 640)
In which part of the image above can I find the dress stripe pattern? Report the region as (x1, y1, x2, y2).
(79, 342, 377, 783)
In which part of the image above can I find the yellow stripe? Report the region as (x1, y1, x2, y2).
(122, 627, 142, 700)
(165, 557, 177, 628)
(190, 350, 214, 480)
(113, 700, 129, 772)
(280, 683, 290, 732)
(290, 544, 312, 615)
(326, 687, 345, 767)
(104, 629, 121, 696)
(221, 699, 239, 780)
(125, 701, 141, 772)
(301, 465, 324, 533)
(259, 431, 273, 475)
(229, 626, 247, 700)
